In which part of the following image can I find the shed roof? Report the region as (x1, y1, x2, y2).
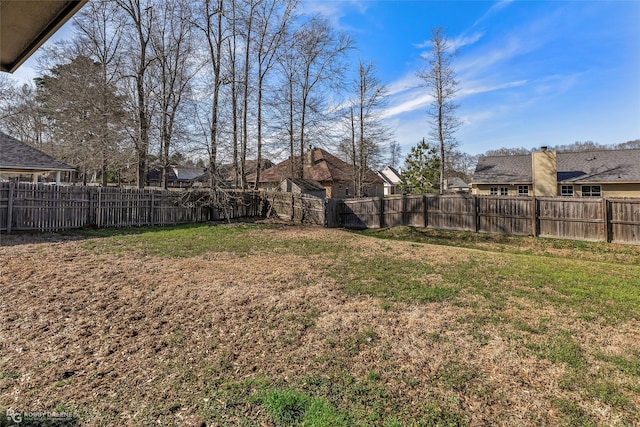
(285, 178, 325, 192)
(0, 131, 75, 172)
(472, 149, 640, 184)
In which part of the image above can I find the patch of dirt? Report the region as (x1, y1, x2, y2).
(0, 227, 638, 426)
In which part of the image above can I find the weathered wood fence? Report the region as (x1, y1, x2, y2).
(265, 191, 325, 224)
(326, 194, 640, 245)
(0, 183, 261, 234)
(2, 184, 638, 245)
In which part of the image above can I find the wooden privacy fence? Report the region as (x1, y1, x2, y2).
(265, 191, 325, 224)
(326, 194, 640, 245)
(0, 183, 261, 233)
(2, 183, 638, 245)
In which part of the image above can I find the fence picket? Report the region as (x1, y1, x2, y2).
(1, 184, 639, 245)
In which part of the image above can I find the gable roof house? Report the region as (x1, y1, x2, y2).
(445, 177, 471, 193)
(471, 148, 640, 197)
(147, 165, 207, 188)
(0, 131, 76, 184)
(377, 166, 403, 195)
(249, 147, 384, 198)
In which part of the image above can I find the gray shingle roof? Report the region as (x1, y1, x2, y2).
(472, 149, 640, 184)
(447, 177, 470, 189)
(0, 131, 75, 172)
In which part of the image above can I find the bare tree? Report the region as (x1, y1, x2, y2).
(200, 0, 228, 190)
(388, 140, 402, 169)
(116, 0, 156, 189)
(351, 60, 390, 196)
(150, 0, 197, 189)
(417, 27, 461, 194)
(291, 16, 352, 178)
(252, 0, 297, 188)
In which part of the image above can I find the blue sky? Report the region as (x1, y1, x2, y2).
(305, 0, 640, 155)
(9, 0, 640, 157)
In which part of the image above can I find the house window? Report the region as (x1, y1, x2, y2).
(581, 185, 601, 197)
(518, 185, 529, 196)
(561, 185, 574, 197)
(500, 187, 508, 196)
(490, 187, 498, 195)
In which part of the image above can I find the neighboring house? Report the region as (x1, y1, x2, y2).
(445, 177, 471, 193)
(209, 159, 274, 188)
(471, 148, 640, 197)
(280, 178, 326, 198)
(249, 147, 384, 198)
(0, 131, 75, 184)
(147, 165, 206, 188)
(377, 166, 403, 195)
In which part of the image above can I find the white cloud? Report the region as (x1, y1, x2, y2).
(383, 90, 432, 118)
(449, 32, 484, 51)
(473, 0, 514, 28)
(458, 79, 528, 98)
(299, 0, 369, 31)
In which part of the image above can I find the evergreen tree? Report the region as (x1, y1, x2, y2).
(401, 138, 440, 194)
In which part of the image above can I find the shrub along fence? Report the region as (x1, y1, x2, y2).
(326, 194, 640, 245)
(0, 182, 261, 234)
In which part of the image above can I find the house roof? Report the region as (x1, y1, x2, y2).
(378, 166, 403, 185)
(472, 149, 640, 184)
(285, 178, 325, 192)
(252, 148, 383, 184)
(447, 177, 470, 189)
(0, 131, 75, 172)
(1, 1, 88, 73)
(173, 166, 206, 181)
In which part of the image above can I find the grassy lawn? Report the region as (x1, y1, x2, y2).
(1, 223, 638, 426)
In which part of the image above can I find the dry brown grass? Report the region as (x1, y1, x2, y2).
(0, 224, 638, 426)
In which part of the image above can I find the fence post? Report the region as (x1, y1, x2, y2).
(6, 181, 15, 234)
(87, 188, 93, 226)
(474, 195, 480, 232)
(97, 187, 102, 228)
(423, 194, 428, 228)
(531, 197, 538, 237)
(602, 197, 610, 243)
(379, 197, 384, 228)
(402, 194, 407, 226)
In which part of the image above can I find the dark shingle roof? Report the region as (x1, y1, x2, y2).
(472, 149, 640, 184)
(287, 178, 325, 192)
(472, 154, 532, 183)
(251, 148, 383, 184)
(0, 131, 75, 172)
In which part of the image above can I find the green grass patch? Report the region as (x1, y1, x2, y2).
(258, 389, 349, 427)
(333, 256, 458, 304)
(528, 330, 586, 369)
(551, 398, 597, 427)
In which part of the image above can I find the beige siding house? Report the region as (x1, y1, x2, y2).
(471, 148, 640, 197)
